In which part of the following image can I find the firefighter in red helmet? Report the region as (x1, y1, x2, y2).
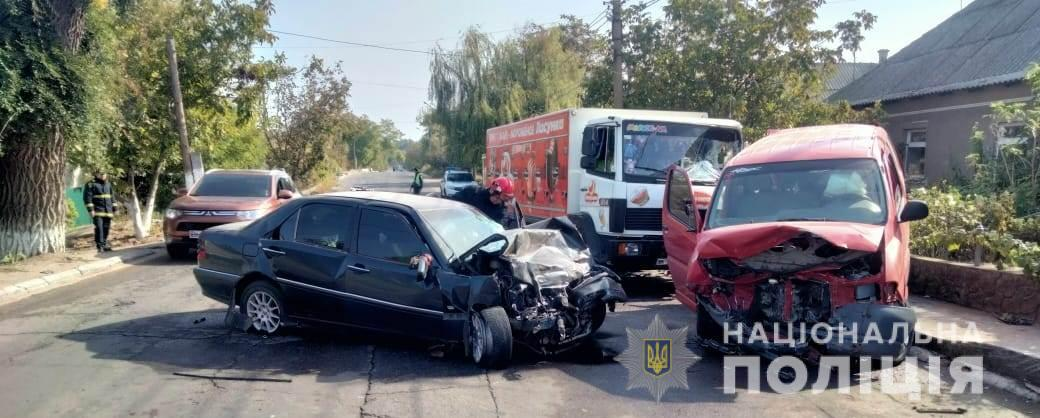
(450, 177, 523, 228)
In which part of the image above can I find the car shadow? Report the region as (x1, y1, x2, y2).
(58, 303, 1040, 413)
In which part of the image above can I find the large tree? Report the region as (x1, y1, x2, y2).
(427, 27, 586, 167)
(104, 0, 273, 239)
(582, 0, 881, 138)
(0, 0, 105, 257)
(262, 55, 352, 185)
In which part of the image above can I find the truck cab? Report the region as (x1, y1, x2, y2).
(575, 113, 742, 269)
(484, 108, 741, 271)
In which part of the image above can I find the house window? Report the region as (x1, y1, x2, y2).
(997, 123, 1034, 155)
(904, 129, 926, 179)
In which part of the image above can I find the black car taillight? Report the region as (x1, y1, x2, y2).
(196, 240, 207, 262)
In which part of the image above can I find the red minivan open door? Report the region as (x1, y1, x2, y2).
(662, 166, 701, 294)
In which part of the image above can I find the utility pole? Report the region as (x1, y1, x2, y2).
(166, 35, 196, 187)
(610, 0, 624, 108)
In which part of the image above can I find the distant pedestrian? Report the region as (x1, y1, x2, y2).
(83, 170, 118, 253)
(411, 168, 424, 194)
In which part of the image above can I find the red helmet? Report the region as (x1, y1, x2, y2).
(490, 177, 515, 199)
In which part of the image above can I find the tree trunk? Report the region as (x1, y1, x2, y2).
(142, 160, 164, 231)
(127, 160, 165, 239)
(127, 172, 146, 240)
(0, 129, 67, 257)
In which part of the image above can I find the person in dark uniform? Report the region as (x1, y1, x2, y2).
(450, 177, 521, 228)
(83, 171, 118, 252)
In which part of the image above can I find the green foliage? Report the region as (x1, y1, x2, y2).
(962, 64, 1040, 216)
(580, 0, 881, 139)
(427, 27, 586, 167)
(263, 55, 352, 185)
(0, 0, 110, 156)
(65, 198, 78, 229)
(910, 186, 1039, 278)
(342, 116, 406, 171)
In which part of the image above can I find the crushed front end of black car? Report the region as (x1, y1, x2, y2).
(453, 217, 627, 355)
(496, 228, 626, 353)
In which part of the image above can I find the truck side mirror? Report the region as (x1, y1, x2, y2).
(175, 187, 188, 197)
(581, 126, 600, 156)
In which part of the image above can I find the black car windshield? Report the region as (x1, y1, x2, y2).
(446, 172, 474, 182)
(191, 174, 271, 197)
(419, 205, 504, 259)
(706, 158, 887, 229)
(622, 121, 740, 184)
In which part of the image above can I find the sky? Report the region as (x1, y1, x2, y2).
(257, 0, 972, 140)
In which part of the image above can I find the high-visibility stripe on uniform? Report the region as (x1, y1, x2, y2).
(86, 203, 95, 208)
(96, 194, 112, 198)
(93, 212, 114, 218)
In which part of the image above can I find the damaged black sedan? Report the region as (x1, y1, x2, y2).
(192, 191, 625, 368)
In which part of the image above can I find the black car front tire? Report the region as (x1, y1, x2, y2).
(470, 306, 512, 369)
(241, 281, 286, 335)
(590, 302, 607, 334)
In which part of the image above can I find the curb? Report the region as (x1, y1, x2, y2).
(0, 245, 163, 305)
(915, 329, 1040, 389)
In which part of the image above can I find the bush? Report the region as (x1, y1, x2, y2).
(65, 198, 78, 229)
(911, 186, 1039, 279)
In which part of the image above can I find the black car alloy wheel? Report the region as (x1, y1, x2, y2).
(242, 282, 285, 334)
(469, 306, 512, 369)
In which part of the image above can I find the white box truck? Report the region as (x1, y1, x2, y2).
(485, 108, 742, 270)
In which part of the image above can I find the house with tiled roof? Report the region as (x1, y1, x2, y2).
(830, 0, 1040, 182)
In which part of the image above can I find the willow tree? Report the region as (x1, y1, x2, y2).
(0, 0, 107, 257)
(427, 27, 585, 168)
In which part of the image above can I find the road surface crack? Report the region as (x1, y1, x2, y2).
(485, 370, 501, 418)
(359, 345, 377, 418)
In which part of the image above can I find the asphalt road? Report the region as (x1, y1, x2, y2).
(1, 171, 1037, 417)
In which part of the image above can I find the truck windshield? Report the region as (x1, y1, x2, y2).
(621, 121, 740, 184)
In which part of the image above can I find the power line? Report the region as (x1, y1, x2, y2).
(269, 30, 450, 56)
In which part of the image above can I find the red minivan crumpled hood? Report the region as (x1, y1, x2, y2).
(696, 222, 884, 260)
(170, 195, 271, 211)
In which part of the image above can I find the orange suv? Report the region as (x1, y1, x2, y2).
(163, 169, 298, 258)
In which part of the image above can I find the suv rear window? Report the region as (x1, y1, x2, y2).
(446, 172, 474, 182)
(191, 174, 272, 198)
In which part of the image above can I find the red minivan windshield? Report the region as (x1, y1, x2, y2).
(706, 158, 887, 228)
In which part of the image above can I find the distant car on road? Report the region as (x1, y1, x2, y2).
(440, 168, 478, 198)
(192, 191, 625, 368)
(163, 169, 298, 259)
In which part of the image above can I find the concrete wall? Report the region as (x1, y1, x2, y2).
(910, 255, 1040, 325)
(879, 82, 1033, 183)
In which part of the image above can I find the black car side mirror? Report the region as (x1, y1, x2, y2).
(899, 200, 929, 223)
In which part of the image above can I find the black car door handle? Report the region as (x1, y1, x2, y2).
(262, 247, 286, 256)
(348, 264, 370, 274)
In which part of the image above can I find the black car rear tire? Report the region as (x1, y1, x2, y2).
(241, 281, 286, 335)
(166, 244, 191, 260)
(470, 306, 512, 369)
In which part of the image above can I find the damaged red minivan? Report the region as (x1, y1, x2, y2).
(662, 124, 929, 362)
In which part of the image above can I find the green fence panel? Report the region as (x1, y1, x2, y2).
(66, 186, 93, 227)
